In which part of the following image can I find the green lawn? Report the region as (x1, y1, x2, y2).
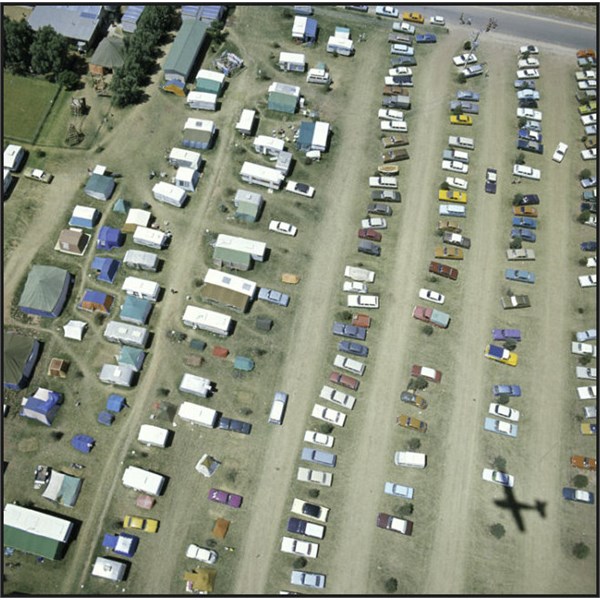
(3, 73, 60, 143)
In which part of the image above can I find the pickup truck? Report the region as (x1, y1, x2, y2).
(23, 168, 53, 183)
(301, 447, 337, 468)
(485, 167, 497, 194)
(397, 414, 428, 432)
(412, 305, 450, 328)
(437, 220, 462, 233)
(382, 94, 412, 109)
(517, 139, 544, 154)
(429, 261, 458, 280)
(435, 246, 464, 260)
(400, 390, 428, 409)
(492, 328, 522, 341)
(347, 294, 379, 309)
(442, 149, 470, 163)
(291, 498, 330, 522)
(319, 385, 356, 410)
(443, 232, 471, 248)
(449, 100, 480, 114)
(344, 265, 376, 283)
(448, 135, 475, 150)
(381, 148, 409, 162)
(501, 295, 531, 309)
(287, 517, 325, 539)
(297, 466, 333, 487)
(280, 536, 319, 558)
(333, 354, 366, 375)
(506, 248, 535, 260)
(382, 135, 409, 148)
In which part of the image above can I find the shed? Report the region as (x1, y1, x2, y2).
(78, 289, 113, 313)
(122, 465, 166, 495)
(97, 226, 125, 250)
(212, 346, 230, 358)
(182, 118, 217, 150)
(163, 20, 209, 83)
(195, 69, 226, 95)
(119, 295, 152, 325)
(42, 471, 82, 507)
(106, 394, 126, 413)
(152, 181, 188, 207)
(234, 189, 263, 222)
(255, 316, 273, 331)
(102, 532, 139, 558)
(122, 208, 152, 233)
(4, 144, 25, 171)
(3, 333, 41, 390)
(212, 518, 230, 539)
(91, 257, 120, 283)
(71, 434, 95, 453)
(234, 356, 255, 371)
(56, 229, 89, 255)
(98, 411, 115, 426)
(116, 346, 146, 372)
(84, 173, 115, 201)
(138, 424, 170, 448)
(136, 494, 156, 510)
(174, 167, 199, 192)
(18, 265, 71, 318)
(179, 373, 212, 397)
(195, 453, 220, 477)
(69, 205, 99, 229)
(267, 82, 300, 114)
(47, 358, 69, 378)
(278, 51, 306, 72)
(89, 36, 125, 75)
(169, 148, 202, 171)
(91, 557, 127, 581)
(235, 109, 256, 136)
(123, 249, 159, 272)
(112, 198, 130, 214)
(99, 364, 135, 387)
(20, 388, 62, 426)
(63, 320, 87, 341)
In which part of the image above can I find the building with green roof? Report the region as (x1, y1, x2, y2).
(18, 265, 72, 318)
(164, 20, 209, 83)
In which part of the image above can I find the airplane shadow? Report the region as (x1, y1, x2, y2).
(494, 485, 547, 532)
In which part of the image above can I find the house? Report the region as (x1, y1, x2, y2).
(253, 135, 285, 156)
(201, 268, 257, 313)
(18, 265, 72, 318)
(195, 69, 226, 95)
(63, 320, 87, 341)
(42, 471, 82, 507)
(233, 189, 263, 222)
(327, 36, 355, 56)
(28, 5, 105, 48)
(97, 226, 124, 250)
(235, 109, 256, 136)
(133, 226, 170, 250)
(99, 364, 135, 387)
(123, 249, 159, 272)
(169, 148, 202, 171)
(104, 321, 149, 348)
(122, 208, 152, 233)
(152, 181, 187, 207)
(122, 466, 166, 495)
(267, 82, 300, 114)
(84, 168, 115, 201)
(3, 504, 74, 560)
(186, 91, 218, 111)
(292, 16, 318, 44)
(89, 36, 125, 75)
(296, 121, 330, 152)
(78, 289, 114, 313)
(3, 144, 25, 171)
(240, 162, 285, 190)
(275, 151, 293, 175)
(91, 557, 128, 581)
(121, 276, 160, 302)
(174, 167, 199, 192)
(182, 305, 232, 336)
(116, 346, 146, 372)
(181, 5, 226, 24)
(121, 5, 145, 33)
(20, 387, 63, 426)
(91, 257, 120, 283)
(3, 333, 41, 390)
(163, 20, 209, 83)
(278, 52, 306, 72)
(119, 295, 152, 325)
(69, 205, 100, 229)
(182, 118, 217, 150)
(56, 229, 90, 255)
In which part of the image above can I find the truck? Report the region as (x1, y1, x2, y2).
(384, 75, 413, 87)
(501, 294, 531, 309)
(286, 517, 325, 539)
(394, 451, 426, 468)
(443, 232, 471, 248)
(347, 294, 379, 309)
(319, 385, 356, 410)
(429, 261, 458, 280)
(484, 344, 518, 366)
(448, 135, 475, 150)
(411, 305, 450, 328)
(442, 149, 469, 163)
(333, 354, 366, 376)
(382, 95, 411, 109)
(301, 447, 337, 468)
(297, 467, 333, 487)
(517, 139, 544, 154)
(344, 265, 376, 283)
(506, 248, 535, 260)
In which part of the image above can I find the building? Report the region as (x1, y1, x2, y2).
(18, 265, 71, 318)
(195, 69, 226, 95)
(253, 135, 285, 156)
(182, 118, 217, 150)
(99, 364, 135, 387)
(3, 144, 25, 171)
(78, 289, 114, 313)
(56, 229, 90, 256)
(296, 121, 331, 152)
(267, 82, 300, 114)
(122, 208, 152, 234)
(91, 257, 121, 283)
(278, 52, 306, 72)
(181, 5, 226, 24)
(239, 162, 285, 190)
(292, 16, 318, 44)
(152, 181, 187, 207)
(275, 151, 293, 175)
(327, 36, 355, 56)
(121, 5, 145, 33)
(182, 305, 232, 336)
(233, 189, 263, 222)
(163, 20, 209, 83)
(169, 148, 202, 171)
(97, 226, 124, 251)
(186, 91, 217, 111)
(28, 5, 105, 48)
(119, 295, 153, 325)
(89, 36, 125, 75)
(201, 268, 257, 313)
(215, 233, 266, 262)
(174, 167, 199, 192)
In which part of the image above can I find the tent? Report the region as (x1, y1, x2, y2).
(136, 494, 155, 510)
(112, 198, 131, 214)
(212, 346, 229, 358)
(122, 208, 152, 233)
(102, 532, 139, 558)
(20, 388, 63, 426)
(84, 173, 115, 201)
(42, 471, 82, 507)
(71, 434, 95, 453)
(18, 265, 72, 318)
(98, 411, 115, 426)
(106, 394, 126, 413)
(89, 36, 125, 74)
(47, 358, 69, 378)
(56, 229, 90, 255)
(195, 453, 220, 477)
(78, 289, 113, 313)
(234, 356, 254, 371)
(91, 257, 120, 283)
(3, 333, 41, 390)
(69, 205, 99, 229)
(63, 320, 87, 341)
(97, 226, 124, 250)
(184, 568, 216, 593)
(119, 295, 152, 325)
(116, 346, 146, 372)
(255, 316, 273, 331)
(91, 557, 127, 581)
(162, 80, 186, 96)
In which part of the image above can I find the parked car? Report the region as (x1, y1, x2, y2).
(371, 189, 401, 202)
(429, 15, 445, 25)
(329, 371, 360, 391)
(429, 261, 458, 280)
(258, 287, 290, 307)
(516, 68, 540, 79)
(517, 89, 540, 100)
(501, 294, 531, 309)
(453, 53, 478, 67)
(518, 57, 540, 68)
(400, 390, 428, 409)
(304, 430, 334, 448)
(518, 128, 542, 142)
(505, 268, 535, 284)
(446, 176, 468, 190)
(581, 176, 597, 188)
(517, 107, 542, 121)
(442, 159, 469, 173)
(513, 164, 541, 180)
(492, 328, 522, 341)
(516, 193, 540, 205)
(581, 148, 597, 160)
(375, 5, 399, 17)
(311, 404, 346, 427)
(123, 515, 159, 533)
(489, 403, 520, 422)
(482, 469, 515, 487)
(484, 344, 518, 366)
(576, 328, 597, 342)
(511, 228, 536, 242)
(397, 414, 428, 432)
(290, 571, 326, 589)
(384, 482, 414, 498)
(186, 544, 218, 564)
(367, 202, 393, 215)
(485, 167, 497, 194)
(514, 79, 536, 89)
(402, 11, 424, 23)
(570, 455, 597, 471)
(208, 488, 243, 508)
(512, 216, 537, 229)
(439, 189, 467, 203)
(492, 384, 522, 397)
(418, 288, 445, 304)
(562, 487, 595, 504)
(286, 181, 315, 197)
(23, 168, 53, 183)
(390, 44, 414, 56)
(218, 417, 252, 435)
(462, 64, 484, 78)
(450, 114, 473, 126)
(416, 33, 436, 43)
(301, 447, 337, 468)
(332, 322, 367, 340)
(410, 364, 442, 383)
(376, 512, 413, 535)
(519, 44, 539, 55)
(552, 142, 568, 162)
(338, 340, 369, 357)
(578, 274, 597, 288)
(269, 220, 297, 236)
(484, 417, 518, 438)
(393, 21, 416, 34)
(513, 205, 538, 217)
(580, 241, 597, 251)
(291, 498, 330, 522)
(358, 240, 381, 256)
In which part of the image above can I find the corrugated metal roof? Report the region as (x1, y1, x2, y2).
(163, 20, 209, 80)
(28, 5, 102, 42)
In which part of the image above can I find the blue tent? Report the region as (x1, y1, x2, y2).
(119, 295, 152, 325)
(106, 394, 126, 413)
(19, 388, 62, 426)
(102, 532, 139, 557)
(84, 173, 115, 201)
(78, 289, 113, 313)
(71, 434, 95, 453)
(234, 356, 255, 371)
(112, 198, 130, 214)
(98, 411, 115, 426)
(97, 226, 124, 250)
(296, 122, 315, 151)
(91, 257, 120, 283)
(304, 17, 318, 43)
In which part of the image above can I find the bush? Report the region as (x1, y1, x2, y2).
(513, 193, 524, 205)
(579, 257, 589, 266)
(490, 523, 505, 539)
(407, 438, 421, 450)
(463, 41, 472, 50)
(307, 488, 320, 498)
(239, 407, 253, 416)
(271, 41, 280, 49)
(384, 578, 398, 593)
(515, 152, 526, 165)
(50, 431, 64, 441)
(440, 181, 450, 190)
(428, 275, 438, 283)
(503, 339, 517, 351)
(579, 355, 591, 365)
(35, 149, 46, 158)
(338, 310, 353, 322)
(577, 211, 591, 223)
(205, 538, 217, 548)
(495, 394, 510, 405)
(57, 69, 81, 90)
(493, 456, 506, 471)
(573, 542, 590, 559)
(409, 376, 428, 391)
(573, 475, 589, 488)
(225, 469, 237, 482)
(157, 388, 170, 396)
(509, 238, 522, 249)
(319, 423, 334, 434)
(293, 557, 307, 568)
(456, 73, 467, 84)
(422, 325, 434, 336)
(396, 503, 414, 517)
(282, 8, 293, 18)
(517, 117, 527, 128)
(579, 168, 592, 180)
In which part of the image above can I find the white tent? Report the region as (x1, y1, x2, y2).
(195, 453, 220, 477)
(42, 471, 82, 507)
(92, 557, 126, 581)
(137, 424, 169, 448)
(63, 320, 87, 341)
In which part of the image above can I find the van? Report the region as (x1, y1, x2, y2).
(394, 451, 426, 468)
(269, 391, 288, 424)
(439, 204, 467, 218)
(448, 135, 475, 150)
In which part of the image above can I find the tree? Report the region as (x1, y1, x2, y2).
(512, 193, 524, 205)
(577, 210, 591, 224)
(573, 542, 590, 559)
(509, 237, 522, 249)
(493, 456, 506, 470)
(579, 168, 592, 180)
(293, 557, 307, 569)
(3, 17, 34, 74)
(30, 26, 69, 80)
(422, 325, 434, 336)
(490, 523, 505, 539)
(573, 475, 589, 488)
(110, 68, 144, 107)
(57, 70, 81, 90)
(395, 503, 414, 517)
(515, 152, 526, 165)
(384, 578, 398, 593)
(407, 438, 421, 450)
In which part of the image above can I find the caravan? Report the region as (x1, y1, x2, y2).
(121, 276, 160, 302)
(177, 401, 218, 428)
(182, 305, 232, 336)
(179, 373, 213, 398)
(168, 148, 202, 171)
(122, 465, 166, 495)
(104, 321, 149, 348)
(326, 36, 354, 56)
(123, 249, 159, 272)
(152, 182, 187, 208)
(133, 226, 169, 250)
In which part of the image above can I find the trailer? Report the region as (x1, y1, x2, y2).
(235, 109, 256, 136)
(122, 466, 166, 495)
(278, 51, 306, 72)
(104, 321, 149, 348)
(240, 161, 285, 190)
(152, 181, 187, 208)
(121, 276, 160, 302)
(177, 401, 218, 428)
(326, 36, 354, 56)
(186, 91, 218, 111)
(123, 249, 159, 272)
(179, 373, 212, 398)
(253, 135, 285, 156)
(168, 147, 202, 171)
(182, 305, 232, 336)
(133, 226, 169, 250)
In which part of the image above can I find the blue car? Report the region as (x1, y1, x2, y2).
(514, 79, 536, 89)
(511, 228, 536, 242)
(492, 384, 522, 397)
(505, 269, 536, 284)
(581, 241, 597, 251)
(484, 417, 518, 438)
(416, 33, 437, 43)
(332, 322, 367, 341)
(518, 128, 542, 142)
(457, 90, 480, 102)
(512, 216, 537, 229)
(338, 340, 369, 357)
(562, 487, 595, 504)
(258, 288, 290, 307)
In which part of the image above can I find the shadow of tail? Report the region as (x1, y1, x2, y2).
(535, 500, 547, 518)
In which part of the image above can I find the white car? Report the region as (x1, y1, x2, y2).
(378, 108, 405, 120)
(311, 403, 346, 427)
(576, 329, 597, 342)
(552, 142, 568, 162)
(290, 498, 330, 523)
(577, 386, 597, 400)
(516, 89, 540, 100)
(280, 536, 319, 558)
(445, 176, 468, 190)
(269, 220, 297, 236)
(571, 342, 597, 357)
(347, 294, 379, 309)
(391, 44, 415, 56)
(384, 482, 414, 498)
(388, 66, 412, 77)
(186, 544, 218, 565)
(285, 180, 315, 198)
(380, 120, 408, 132)
(343, 281, 367, 293)
(376, 5, 399, 17)
(297, 466, 333, 487)
(393, 21, 416, 35)
(519, 45, 539, 55)
(517, 57, 540, 68)
(578, 274, 597, 288)
(516, 68, 540, 79)
(482, 469, 515, 488)
(442, 159, 469, 174)
(304, 430, 334, 448)
(429, 15, 445, 26)
(581, 148, 597, 160)
(489, 403, 520, 422)
(361, 217, 387, 229)
(319, 385, 356, 410)
(578, 80, 597, 90)
(581, 114, 597, 126)
(513, 164, 541, 180)
(517, 107, 542, 121)
(418, 288, 445, 304)
(576, 366, 597, 380)
(452, 53, 477, 67)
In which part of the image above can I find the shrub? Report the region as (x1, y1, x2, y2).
(515, 152, 526, 165)
(271, 41, 280, 49)
(463, 41, 472, 50)
(407, 438, 421, 450)
(517, 117, 527, 127)
(578, 257, 589, 266)
(428, 275, 438, 283)
(338, 310, 353, 322)
(307, 488, 320, 498)
(50, 431, 64, 441)
(422, 325, 434, 336)
(490, 523, 505, 539)
(495, 394, 510, 405)
(513, 193, 524, 205)
(282, 8, 293, 19)
(503, 339, 517, 351)
(319, 423, 334, 434)
(225, 469, 237, 482)
(573, 475, 589, 488)
(456, 73, 467, 84)
(95, 146, 104, 153)
(579, 168, 592, 180)
(396, 503, 414, 517)
(579, 355, 591, 365)
(205, 538, 217, 548)
(384, 578, 398, 593)
(409, 376, 428, 391)
(493, 456, 506, 471)
(440, 181, 450, 190)
(293, 557, 307, 568)
(239, 407, 253, 416)
(573, 542, 590, 559)
(35, 149, 46, 158)
(577, 211, 591, 223)
(509, 238, 522, 249)
(157, 388, 170, 396)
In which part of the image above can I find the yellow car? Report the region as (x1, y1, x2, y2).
(579, 101, 597, 115)
(450, 114, 473, 126)
(123, 515, 159, 533)
(484, 344, 518, 367)
(580, 423, 597, 436)
(435, 246, 463, 260)
(397, 414, 428, 432)
(403, 11, 424, 23)
(439, 189, 467, 203)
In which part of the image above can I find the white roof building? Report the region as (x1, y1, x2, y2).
(204, 268, 257, 298)
(215, 233, 267, 261)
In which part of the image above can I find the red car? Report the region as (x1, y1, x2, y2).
(410, 364, 442, 383)
(428, 261, 458, 280)
(329, 371, 360, 391)
(358, 228, 383, 242)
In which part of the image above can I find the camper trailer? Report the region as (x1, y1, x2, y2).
(278, 52, 306, 72)
(137, 424, 170, 448)
(177, 401, 218, 428)
(133, 226, 169, 250)
(182, 305, 232, 336)
(174, 167, 199, 192)
(253, 135, 285, 156)
(326, 36, 354, 56)
(104, 321, 149, 348)
(179, 373, 213, 398)
(306, 68, 331, 85)
(121, 276, 160, 302)
(122, 466, 166, 495)
(123, 249, 159, 272)
(235, 109, 256, 136)
(99, 364, 135, 387)
(152, 181, 187, 208)
(186, 91, 218, 111)
(168, 148, 202, 171)
(240, 162, 285, 190)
